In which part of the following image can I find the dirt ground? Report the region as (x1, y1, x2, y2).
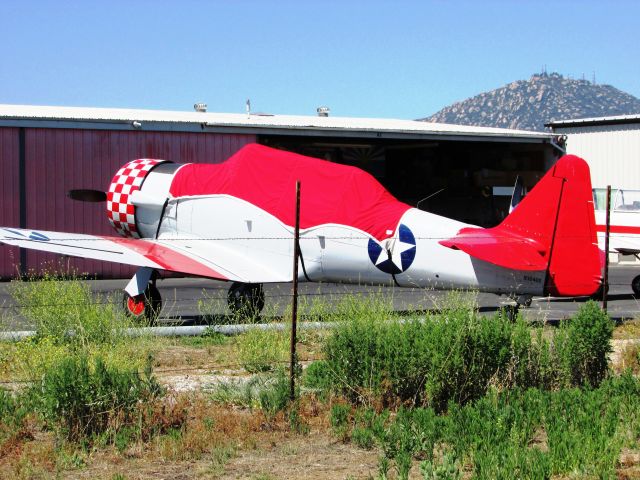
(54, 425, 383, 480)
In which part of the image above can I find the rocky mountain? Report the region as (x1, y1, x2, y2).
(422, 72, 640, 131)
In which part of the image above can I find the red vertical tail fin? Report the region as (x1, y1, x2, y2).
(500, 155, 601, 296)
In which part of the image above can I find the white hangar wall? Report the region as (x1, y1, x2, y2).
(550, 117, 640, 190)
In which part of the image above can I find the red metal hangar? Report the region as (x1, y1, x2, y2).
(0, 104, 556, 279)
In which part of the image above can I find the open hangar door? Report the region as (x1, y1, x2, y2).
(259, 136, 549, 227)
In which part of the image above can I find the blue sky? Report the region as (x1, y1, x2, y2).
(1, 0, 638, 119)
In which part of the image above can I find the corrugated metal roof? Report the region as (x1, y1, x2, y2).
(0, 104, 552, 140)
(547, 114, 640, 128)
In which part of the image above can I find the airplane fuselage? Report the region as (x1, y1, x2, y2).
(156, 193, 546, 296)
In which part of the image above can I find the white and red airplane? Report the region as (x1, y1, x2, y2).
(0, 144, 602, 320)
(593, 188, 640, 295)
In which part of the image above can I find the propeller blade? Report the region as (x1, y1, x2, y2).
(67, 189, 107, 202)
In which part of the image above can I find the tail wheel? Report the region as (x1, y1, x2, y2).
(632, 275, 640, 296)
(593, 282, 610, 300)
(123, 284, 162, 324)
(227, 282, 265, 319)
(501, 304, 520, 322)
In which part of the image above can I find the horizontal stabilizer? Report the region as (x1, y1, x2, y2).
(440, 228, 547, 271)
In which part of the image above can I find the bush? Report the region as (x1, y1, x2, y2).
(422, 305, 514, 411)
(302, 360, 334, 392)
(545, 387, 621, 477)
(0, 388, 32, 438)
(9, 273, 127, 346)
(563, 300, 613, 387)
(322, 297, 524, 409)
(323, 296, 614, 410)
(420, 452, 462, 480)
(321, 297, 422, 406)
(258, 370, 291, 419)
(0, 388, 17, 421)
(32, 354, 163, 442)
(5, 335, 69, 380)
(330, 403, 351, 441)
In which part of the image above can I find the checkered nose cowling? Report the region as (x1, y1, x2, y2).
(106, 159, 168, 238)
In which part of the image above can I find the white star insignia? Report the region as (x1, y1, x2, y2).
(390, 237, 415, 271)
(374, 235, 415, 272)
(374, 245, 389, 267)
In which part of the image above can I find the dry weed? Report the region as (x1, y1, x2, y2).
(613, 342, 640, 374)
(0, 431, 57, 480)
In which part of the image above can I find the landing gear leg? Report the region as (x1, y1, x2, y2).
(122, 268, 162, 324)
(501, 295, 530, 322)
(227, 282, 265, 320)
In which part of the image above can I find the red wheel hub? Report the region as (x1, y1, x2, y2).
(126, 295, 146, 316)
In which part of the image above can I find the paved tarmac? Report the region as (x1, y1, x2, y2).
(1, 265, 639, 330)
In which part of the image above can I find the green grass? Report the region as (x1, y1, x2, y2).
(8, 273, 131, 346)
(235, 325, 290, 373)
(0, 275, 174, 382)
(335, 374, 640, 480)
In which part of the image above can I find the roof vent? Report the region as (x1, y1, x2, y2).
(194, 103, 207, 113)
(317, 106, 330, 117)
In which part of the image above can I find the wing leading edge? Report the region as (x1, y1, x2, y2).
(0, 227, 289, 283)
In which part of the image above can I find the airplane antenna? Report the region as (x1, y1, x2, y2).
(416, 188, 445, 210)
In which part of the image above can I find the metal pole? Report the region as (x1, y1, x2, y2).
(603, 185, 611, 312)
(290, 181, 301, 400)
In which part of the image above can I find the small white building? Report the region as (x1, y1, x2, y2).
(547, 114, 640, 190)
(548, 115, 640, 265)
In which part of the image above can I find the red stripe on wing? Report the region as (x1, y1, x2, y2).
(105, 237, 228, 280)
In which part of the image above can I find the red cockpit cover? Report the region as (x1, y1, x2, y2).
(169, 144, 411, 241)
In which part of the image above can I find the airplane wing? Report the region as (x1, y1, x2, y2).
(439, 227, 548, 271)
(0, 227, 290, 283)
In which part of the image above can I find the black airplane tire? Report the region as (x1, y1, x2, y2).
(122, 284, 162, 325)
(227, 282, 265, 320)
(517, 297, 533, 308)
(632, 275, 640, 296)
